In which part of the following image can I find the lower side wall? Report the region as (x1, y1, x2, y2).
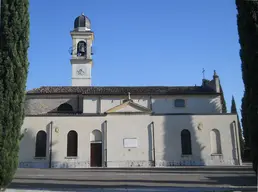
(19, 158, 239, 168)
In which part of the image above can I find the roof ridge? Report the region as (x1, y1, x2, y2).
(26, 85, 218, 95)
(36, 85, 202, 88)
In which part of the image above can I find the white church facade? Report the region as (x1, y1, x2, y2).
(18, 14, 242, 168)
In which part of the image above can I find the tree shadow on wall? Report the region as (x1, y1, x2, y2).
(162, 114, 205, 167)
(161, 115, 241, 166)
(148, 98, 205, 166)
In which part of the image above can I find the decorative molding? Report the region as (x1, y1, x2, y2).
(26, 113, 107, 117)
(151, 113, 237, 116)
(26, 112, 239, 117)
(197, 122, 203, 131)
(211, 153, 223, 156)
(64, 156, 79, 159)
(55, 127, 59, 133)
(33, 157, 46, 160)
(105, 100, 152, 114)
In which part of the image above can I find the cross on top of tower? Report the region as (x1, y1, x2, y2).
(128, 92, 131, 100)
(202, 68, 205, 79)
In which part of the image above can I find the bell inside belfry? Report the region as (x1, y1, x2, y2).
(77, 41, 87, 57)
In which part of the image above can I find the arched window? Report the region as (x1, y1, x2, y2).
(77, 41, 87, 56)
(175, 99, 186, 107)
(181, 129, 192, 155)
(210, 129, 222, 154)
(90, 130, 102, 142)
(57, 103, 73, 112)
(35, 131, 47, 157)
(67, 130, 78, 157)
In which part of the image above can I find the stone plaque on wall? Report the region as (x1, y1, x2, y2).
(123, 138, 138, 148)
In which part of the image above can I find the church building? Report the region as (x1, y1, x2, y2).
(19, 14, 242, 168)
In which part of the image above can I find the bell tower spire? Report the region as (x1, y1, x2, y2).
(70, 13, 94, 86)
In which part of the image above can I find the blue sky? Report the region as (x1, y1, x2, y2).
(28, 0, 243, 114)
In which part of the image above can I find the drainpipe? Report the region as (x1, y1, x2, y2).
(98, 96, 102, 114)
(152, 121, 156, 167)
(150, 95, 153, 111)
(104, 120, 107, 167)
(233, 121, 241, 165)
(77, 95, 80, 113)
(49, 121, 53, 168)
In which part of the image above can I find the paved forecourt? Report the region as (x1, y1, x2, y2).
(7, 166, 258, 192)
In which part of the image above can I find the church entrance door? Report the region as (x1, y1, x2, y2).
(90, 143, 102, 167)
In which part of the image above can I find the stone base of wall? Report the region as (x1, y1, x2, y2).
(155, 159, 237, 167)
(18, 161, 91, 168)
(19, 158, 239, 168)
(19, 162, 49, 168)
(51, 161, 91, 168)
(107, 161, 154, 167)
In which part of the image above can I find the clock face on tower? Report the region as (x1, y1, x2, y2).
(77, 68, 85, 76)
(76, 66, 87, 77)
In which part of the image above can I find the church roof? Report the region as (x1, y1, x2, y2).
(26, 86, 219, 95)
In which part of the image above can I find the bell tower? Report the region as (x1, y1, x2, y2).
(70, 13, 94, 86)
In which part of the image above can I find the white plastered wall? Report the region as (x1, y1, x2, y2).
(19, 114, 241, 168)
(82, 95, 222, 114)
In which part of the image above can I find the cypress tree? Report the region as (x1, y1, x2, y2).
(236, 0, 258, 174)
(241, 92, 249, 148)
(0, 0, 30, 189)
(231, 96, 245, 158)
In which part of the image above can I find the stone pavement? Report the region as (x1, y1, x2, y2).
(4, 188, 254, 192)
(7, 166, 258, 192)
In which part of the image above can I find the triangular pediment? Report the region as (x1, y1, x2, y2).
(105, 100, 152, 114)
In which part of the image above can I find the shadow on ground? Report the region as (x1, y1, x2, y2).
(10, 173, 257, 191)
(12, 176, 257, 185)
(8, 183, 256, 192)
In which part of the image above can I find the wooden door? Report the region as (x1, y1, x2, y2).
(90, 143, 102, 167)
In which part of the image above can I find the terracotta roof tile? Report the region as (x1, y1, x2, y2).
(26, 86, 218, 95)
